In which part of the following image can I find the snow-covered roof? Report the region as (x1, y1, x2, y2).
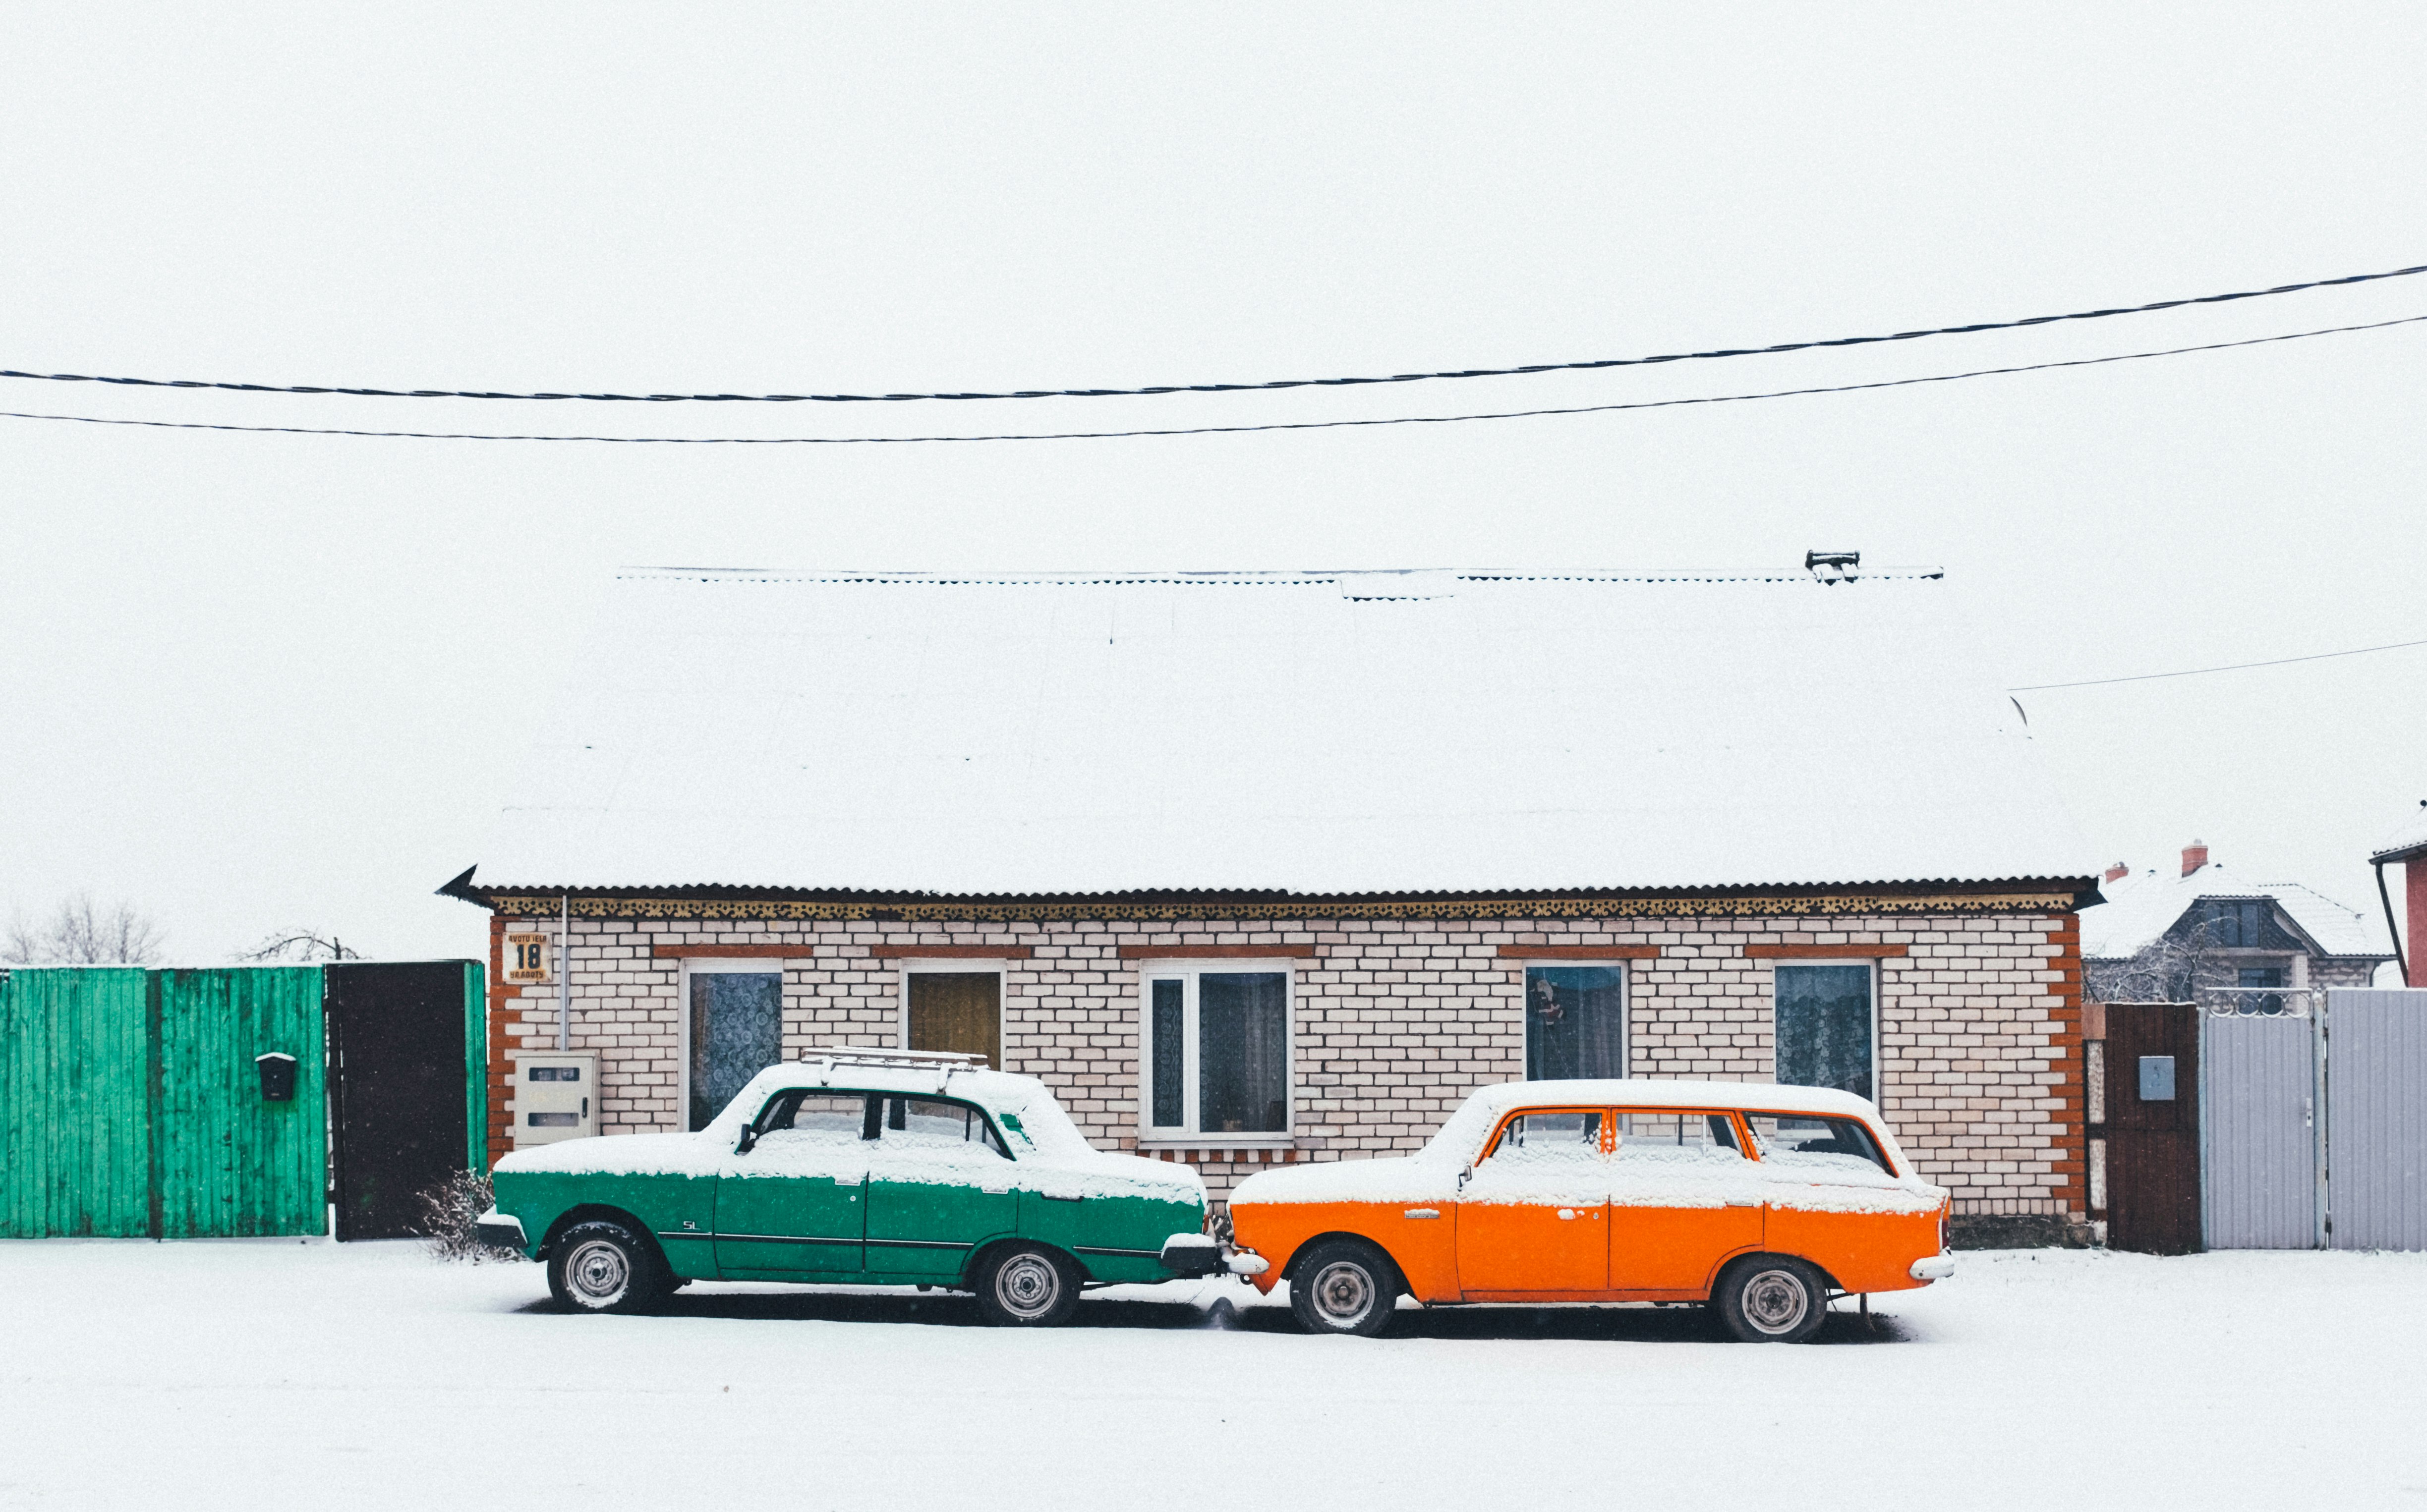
(2080, 861, 2392, 960)
(2370, 807, 2427, 864)
(476, 567, 2093, 897)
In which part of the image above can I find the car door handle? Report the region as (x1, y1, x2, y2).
(981, 1186, 1012, 1196)
(1403, 1209, 1440, 1220)
(1725, 1198, 1760, 1208)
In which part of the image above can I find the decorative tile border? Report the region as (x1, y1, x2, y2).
(484, 887, 2079, 923)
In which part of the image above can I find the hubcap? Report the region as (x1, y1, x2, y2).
(1741, 1268, 1809, 1334)
(1310, 1260, 1375, 1325)
(564, 1238, 631, 1305)
(996, 1253, 1061, 1319)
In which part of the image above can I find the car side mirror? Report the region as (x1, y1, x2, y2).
(735, 1125, 758, 1156)
(1457, 1165, 1472, 1190)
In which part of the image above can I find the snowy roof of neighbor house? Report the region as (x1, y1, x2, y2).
(2080, 860, 2392, 961)
(2369, 806, 2427, 864)
(472, 566, 2095, 898)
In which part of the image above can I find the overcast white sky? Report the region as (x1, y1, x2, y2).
(3, 3, 2423, 966)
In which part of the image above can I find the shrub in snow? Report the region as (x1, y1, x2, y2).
(418, 1171, 499, 1263)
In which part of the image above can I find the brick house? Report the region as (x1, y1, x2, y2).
(447, 566, 2100, 1244)
(2371, 806, 2427, 987)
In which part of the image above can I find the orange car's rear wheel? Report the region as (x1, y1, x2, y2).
(1287, 1239, 1398, 1337)
(1715, 1256, 1828, 1344)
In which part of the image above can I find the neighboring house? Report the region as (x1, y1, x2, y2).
(446, 565, 2099, 1244)
(2370, 805, 2427, 987)
(2082, 842, 2395, 1006)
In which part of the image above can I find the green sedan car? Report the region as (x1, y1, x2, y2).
(477, 1050, 1254, 1324)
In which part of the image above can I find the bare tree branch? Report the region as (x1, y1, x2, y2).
(3, 894, 166, 965)
(236, 929, 362, 963)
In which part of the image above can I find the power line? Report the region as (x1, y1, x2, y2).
(2012, 636, 2427, 691)
(4, 260, 2423, 405)
(1, 313, 2419, 446)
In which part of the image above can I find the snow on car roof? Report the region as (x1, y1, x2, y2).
(1454, 1078, 1885, 1119)
(708, 1059, 1099, 1160)
(475, 566, 2092, 896)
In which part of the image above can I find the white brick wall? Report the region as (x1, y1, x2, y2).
(491, 908, 2083, 1218)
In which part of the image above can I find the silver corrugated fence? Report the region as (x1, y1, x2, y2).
(2325, 989, 2427, 1251)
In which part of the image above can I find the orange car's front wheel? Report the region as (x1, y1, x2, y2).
(1287, 1239, 1399, 1338)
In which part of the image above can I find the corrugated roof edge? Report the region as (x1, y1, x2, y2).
(444, 875, 2102, 907)
(607, 565, 1950, 586)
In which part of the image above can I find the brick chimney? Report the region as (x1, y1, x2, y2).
(2182, 840, 2209, 877)
(2103, 861, 2130, 883)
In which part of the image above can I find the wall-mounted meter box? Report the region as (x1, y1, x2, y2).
(513, 1053, 598, 1147)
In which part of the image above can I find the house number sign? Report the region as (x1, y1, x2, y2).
(505, 930, 552, 985)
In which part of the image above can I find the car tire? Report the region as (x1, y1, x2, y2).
(973, 1244, 1081, 1328)
(1714, 1256, 1828, 1344)
(546, 1220, 671, 1315)
(1286, 1239, 1399, 1338)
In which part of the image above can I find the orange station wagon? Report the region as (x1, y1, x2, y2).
(1227, 1079, 1955, 1343)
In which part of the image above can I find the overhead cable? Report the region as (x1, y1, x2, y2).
(1, 313, 2419, 445)
(2, 261, 2423, 404)
(2012, 635, 2427, 691)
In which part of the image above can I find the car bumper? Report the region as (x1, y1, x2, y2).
(473, 1209, 528, 1254)
(1909, 1253, 1957, 1282)
(1158, 1236, 1271, 1278)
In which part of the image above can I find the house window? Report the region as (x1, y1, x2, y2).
(2238, 965, 2286, 1015)
(1141, 970, 1290, 1138)
(1772, 962, 1875, 1102)
(686, 962, 786, 1131)
(2208, 901, 2267, 948)
(1524, 966, 1626, 1079)
(905, 970, 1002, 1070)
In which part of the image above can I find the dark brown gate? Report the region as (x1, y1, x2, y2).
(2099, 1002, 2202, 1254)
(326, 962, 475, 1240)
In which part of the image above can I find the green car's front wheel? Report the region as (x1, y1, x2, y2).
(973, 1244, 1080, 1328)
(546, 1219, 670, 1315)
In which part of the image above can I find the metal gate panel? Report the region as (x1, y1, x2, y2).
(2326, 989, 2427, 1251)
(2200, 1011, 2320, 1249)
(2099, 1003, 2203, 1254)
(154, 968, 328, 1238)
(0, 968, 153, 1237)
(326, 961, 478, 1240)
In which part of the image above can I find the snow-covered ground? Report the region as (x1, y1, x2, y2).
(2, 1241, 2423, 1510)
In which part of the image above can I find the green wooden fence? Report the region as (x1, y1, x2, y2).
(1, 963, 482, 1239)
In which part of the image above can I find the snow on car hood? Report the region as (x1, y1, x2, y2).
(494, 1131, 723, 1178)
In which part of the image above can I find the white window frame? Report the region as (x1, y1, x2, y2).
(893, 960, 1012, 1068)
(1517, 960, 1631, 1079)
(1135, 961, 1296, 1148)
(679, 957, 790, 1132)
(1765, 958, 1881, 1103)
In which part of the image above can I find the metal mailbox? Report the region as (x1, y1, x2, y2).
(254, 1052, 299, 1102)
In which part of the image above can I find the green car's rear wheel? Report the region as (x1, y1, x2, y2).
(973, 1243, 1080, 1327)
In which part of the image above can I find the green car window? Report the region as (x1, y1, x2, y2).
(755, 1091, 871, 1139)
(878, 1096, 1012, 1160)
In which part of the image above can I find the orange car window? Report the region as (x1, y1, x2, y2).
(1742, 1113, 1897, 1176)
(1612, 1110, 1745, 1165)
(1481, 1109, 1609, 1165)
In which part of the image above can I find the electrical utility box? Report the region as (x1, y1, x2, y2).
(513, 1053, 598, 1147)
